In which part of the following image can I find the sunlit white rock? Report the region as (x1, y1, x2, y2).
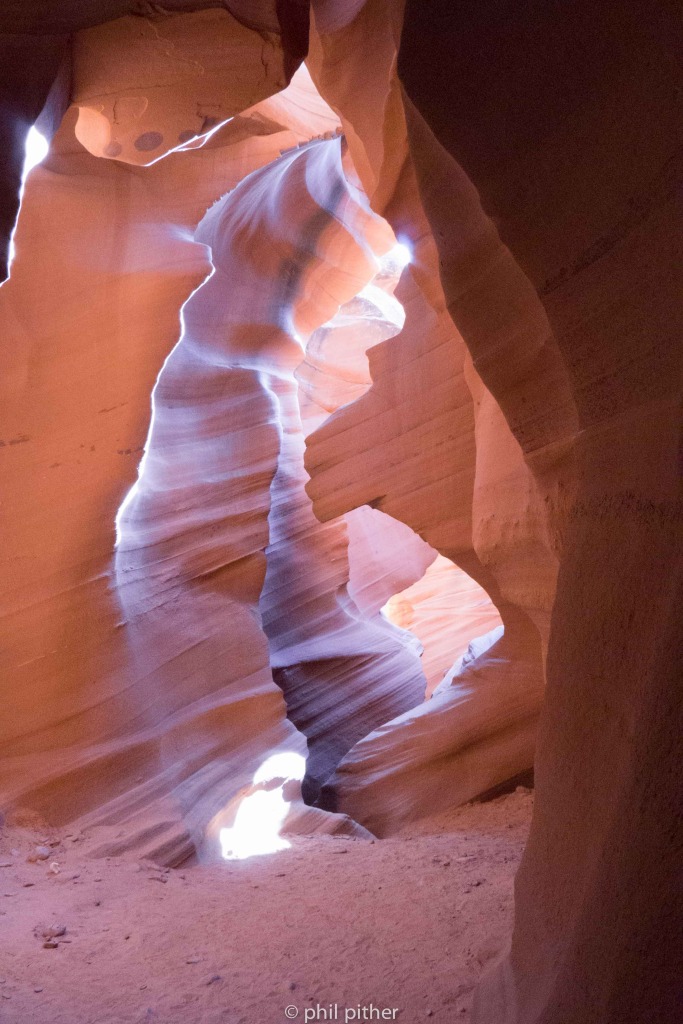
(380, 240, 412, 273)
(24, 126, 49, 175)
(7, 127, 49, 270)
(219, 752, 306, 860)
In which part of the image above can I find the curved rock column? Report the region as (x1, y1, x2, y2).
(304, 0, 557, 831)
(0, 52, 363, 863)
(262, 254, 431, 803)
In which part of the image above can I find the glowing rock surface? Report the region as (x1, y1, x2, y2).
(0, 6, 680, 1023)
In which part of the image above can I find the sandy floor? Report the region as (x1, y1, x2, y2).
(0, 789, 532, 1024)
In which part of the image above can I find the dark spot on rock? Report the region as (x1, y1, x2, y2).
(134, 131, 163, 152)
(177, 130, 198, 144)
(104, 141, 123, 158)
(200, 116, 220, 133)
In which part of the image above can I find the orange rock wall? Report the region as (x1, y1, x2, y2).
(397, 3, 683, 1022)
(1, 5, 680, 1021)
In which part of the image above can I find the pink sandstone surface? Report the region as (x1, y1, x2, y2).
(0, 3, 680, 1023)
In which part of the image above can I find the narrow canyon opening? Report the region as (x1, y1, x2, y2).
(6, 125, 49, 271)
(0, 5, 680, 1024)
(380, 555, 503, 700)
(110, 93, 510, 849)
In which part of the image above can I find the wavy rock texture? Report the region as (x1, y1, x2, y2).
(262, 287, 431, 802)
(344, 506, 436, 624)
(123, 131, 429, 828)
(0, 65, 391, 864)
(305, 4, 555, 833)
(2, 5, 680, 1022)
(326, 538, 507, 836)
(2, 2, 553, 863)
(307, 9, 681, 1018)
(396, 4, 682, 1023)
(0, 1, 311, 280)
(321, 625, 541, 837)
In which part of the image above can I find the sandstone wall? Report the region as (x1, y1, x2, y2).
(397, 2, 683, 1021)
(305, 0, 556, 834)
(1, 5, 680, 1020)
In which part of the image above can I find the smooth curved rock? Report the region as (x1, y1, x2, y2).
(305, 7, 553, 831)
(0, 1, 310, 282)
(321, 625, 542, 836)
(1, 8, 680, 1022)
(382, 554, 502, 697)
(397, 2, 682, 1021)
(0, 68, 382, 862)
(72, 10, 289, 165)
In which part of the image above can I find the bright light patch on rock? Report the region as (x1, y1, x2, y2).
(7, 126, 49, 269)
(219, 752, 306, 860)
(387, 241, 412, 267)
(24, 126, 49, 175)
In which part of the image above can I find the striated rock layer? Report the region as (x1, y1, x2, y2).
(0, 54, 435, 864)
(305, 2, 556, 835)
(1, 4, 681, 1022)
(395, 3, 683, 1023)
(0, 63, 391, 862)
(1, 2, 558, 862)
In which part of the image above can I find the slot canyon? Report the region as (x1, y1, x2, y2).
(0, 2, 681, 1023)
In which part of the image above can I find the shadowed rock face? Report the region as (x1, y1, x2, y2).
(1, 3, 681, 1022)
(397, 3, 683, 1023)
